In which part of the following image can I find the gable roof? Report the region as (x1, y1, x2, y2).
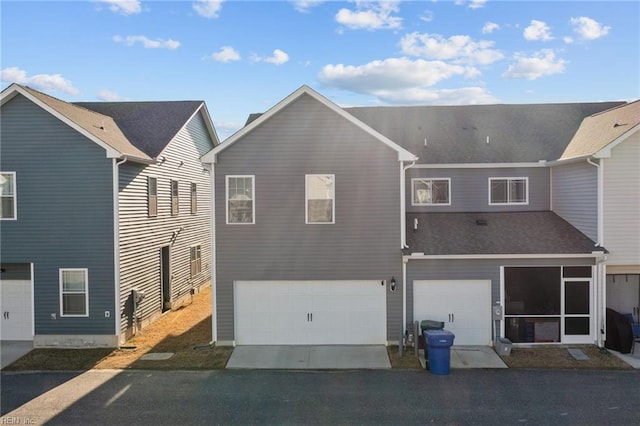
(201, 85, 418, 163)
(405, 212, 603, 256)
(559, 100, 640, 160)
(76, 100, 217, 158)
(346, 102, 625, 164)
(1, 83, 152, 162)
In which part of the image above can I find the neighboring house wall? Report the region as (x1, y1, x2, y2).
(214, 94, 403, 342)
(118, 111, 214, 339)
(406, 167, 550, 213)
(603, 133, 640, 267)
(0, 94, 116, 343)
(551, 161, 598, 242)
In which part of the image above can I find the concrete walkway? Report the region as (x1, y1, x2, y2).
(418, 346, 508, 369)
(1, 340, 33, 369)
(227, 345, 392, 369)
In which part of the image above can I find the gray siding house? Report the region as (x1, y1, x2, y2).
(0, 84, 218, 347)
(202, 85, 632, 349)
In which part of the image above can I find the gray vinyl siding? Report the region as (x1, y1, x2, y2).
(0, 94, 115, 335)
(406, 257, 596, 328)
(406, 167, 550, 213)
(118, 110, 213, 334)
(551, 161, 597, 241)
(214, 94, 403, 342)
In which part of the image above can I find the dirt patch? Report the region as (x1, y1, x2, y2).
(387, 346, 422, 369)
(500, 345, 632, 369)
(5, 285, 233, 371)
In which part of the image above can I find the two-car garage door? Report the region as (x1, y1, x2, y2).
(235, 281, 386, 345)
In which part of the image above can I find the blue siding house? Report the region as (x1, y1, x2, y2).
(0, 84, 218, 347)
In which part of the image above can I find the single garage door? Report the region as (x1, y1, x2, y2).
(1, 279, 34, 341)
(414, 280, 492, 346)
(235, 280, 386, 345)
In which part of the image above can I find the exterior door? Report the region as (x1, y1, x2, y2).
(562, 279, 592, 343)
(1, 279, 33, 341)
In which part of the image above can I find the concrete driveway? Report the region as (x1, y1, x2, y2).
(1, 341, 33, 369)
(227, 345, 392, 369)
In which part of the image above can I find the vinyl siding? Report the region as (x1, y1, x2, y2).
(406, 257, 596, 328)
(551, 161, 598, 241)
(0, 94, 115, 336)
(118, 110, 214, 335)
(406, 167, 550, 213)
(603, 133, 640, 266)
(214, 94, 403, 342)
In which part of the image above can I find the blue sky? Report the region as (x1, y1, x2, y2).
(2, 1, 638, 140)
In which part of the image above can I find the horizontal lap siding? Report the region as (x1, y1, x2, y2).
(118, 111, 213, 334)
(551, 161, 597, 241)
(215, 94, 402, 342)
(603, 134, 640, 265)
(406, 167, 550, 212)
(0, 95, 115, 335)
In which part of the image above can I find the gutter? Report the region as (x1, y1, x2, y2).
(113, 157, 127, 344)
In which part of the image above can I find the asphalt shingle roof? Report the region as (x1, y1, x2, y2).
(76, 101, 204, 158)
(345, 102, 625, 164)
(404, 212, 603, 256)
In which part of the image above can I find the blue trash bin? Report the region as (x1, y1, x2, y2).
(424, 329, 455, 375)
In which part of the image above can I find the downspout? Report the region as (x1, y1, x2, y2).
(113, 157, 127, 345)
(587, 157, 603, 247)
(209, 162, 217, 343)
(401, 160, 416, 248)
(402, 257, 408, 338)
(595, 253, 607, 347)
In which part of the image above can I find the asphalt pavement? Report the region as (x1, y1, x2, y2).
(2, 369, 639, 425)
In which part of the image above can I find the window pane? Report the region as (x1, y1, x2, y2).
(148, 177, 157, 195)
(432, 180, 449, 204)
(565, 317, 590, 335)
(230, 177, 252, 200)
(307, 176, 333, 200)
(0, 174, 14, 195)
(509, 179, 526, 203)
(490, 180, 507, 203)
(308, 199, 333, 223)
(62, 270, 86, 292)
(63, 294, 86, 315)
(563, 266, 592, 278)
(1, 198, 15, 219)
(505, 267, 561, 315)
(229, 200, 253, 223)
(565, 281, 590, 314)
(505, 317, 560, 343)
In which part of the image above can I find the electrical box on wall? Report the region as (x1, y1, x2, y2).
(492, 304, 503, 321)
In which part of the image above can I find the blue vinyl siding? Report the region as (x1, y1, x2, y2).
(0, 94, 115, 335)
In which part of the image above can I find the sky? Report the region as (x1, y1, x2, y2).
(1, 0, 639, 141)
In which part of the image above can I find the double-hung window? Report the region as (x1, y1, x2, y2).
(190, 245, 202, 277)
(148, 177, 158, 217)
(0, 172, 17, 220)
(190, 183, 197, 214)
(489, 177, 528, 205)
(227, 176, 254, 224)
(171, 180, 179, 216)
(60, 268, 89, 317)
(306, 174, 335, 224)
(411, 178, 450, 206)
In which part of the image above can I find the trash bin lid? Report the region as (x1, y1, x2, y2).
(425, 329, 455, 346)
(420, 320, 445, 331)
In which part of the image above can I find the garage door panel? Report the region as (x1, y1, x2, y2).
(1, 279, 34, 341)
(235, 280, 385, 345)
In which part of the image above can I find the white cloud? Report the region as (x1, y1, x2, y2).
(570, 16, 610, 40)
(482, 22, 499, 34)
(454, 0, 487, 9)
(420, 10, 434, 23)
(97, 89, 121, 101)
(523, 20, 553, 41)
(211, 46, 241, 62)
(94, 0, 141, 15)
(291, 0, 325, 13)
(502, 49, 567, 80)
(400, 32, 504, 65)
(374, 86, 498, 105)
(318, 57, 466, 92)
(193, 0, 223, 18)
(113, 35, 180, 49)
(335, 1, 402, 31)
(1, 67, 79, 95)
(252, 49, 290, 65)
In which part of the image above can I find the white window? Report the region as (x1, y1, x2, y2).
(190, 183, 197, 214)
(171, 180, 179, 216)
(0, 172, 17, 220)
(148, 177, 157, 217)
(227, 176, 255, 224)
(412, 178, 451, 206)
(489, 177, 528, 205)
(60, 269, 89, 317)
(306, 174, 335, 224)
(190, 245, 202, 277)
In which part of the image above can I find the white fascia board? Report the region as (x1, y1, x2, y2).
(1, 84, 124, 159)
(403, 253, 604, 261)
(200, 85, 419, 164)
(412, 162, 548, 169)
(593, 123, 640, 159)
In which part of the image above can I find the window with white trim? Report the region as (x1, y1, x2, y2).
(60, 268, 89, 317)
(148, 177, 157, 217)
(190, 245, 202, 277)
(412, 178, 450, 206)
(226, 176, 254, 224)
(489, 177, 528, 205)
(0, 172, 17, 220)
(190, 183, 197, 214)
(171, 180, 179, 216)
(306, 174, 335, 224)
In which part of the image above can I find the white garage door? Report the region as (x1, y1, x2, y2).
(1, 279, 34, 341)
(235, 281, 386, 345)
(414, 280, 492, 346)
